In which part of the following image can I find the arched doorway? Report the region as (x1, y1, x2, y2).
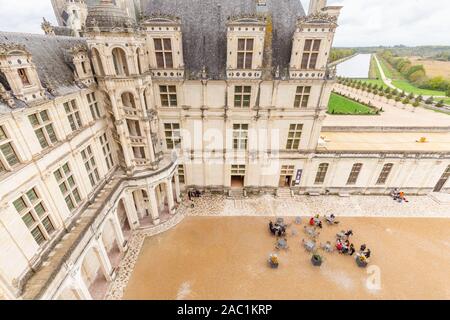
(80, 246, 111, 300)
(56, 287, 80, 300)
(101, 219, 122, 268)
(117, 198, 131, 239)
(91, 48, 105, 76)
(112, 47, 129, 76)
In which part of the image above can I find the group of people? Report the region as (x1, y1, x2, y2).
(187, 189, 202, 201)
(336, 230, 355, 255)
(390, 188, 409, 203)
(309, 215, 323, 229)
(269, 221, 287, 237)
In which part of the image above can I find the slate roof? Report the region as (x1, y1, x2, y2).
(140, 0, 305, 79)
(0, 32, 87, 109)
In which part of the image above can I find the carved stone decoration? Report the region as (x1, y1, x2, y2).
(41, 18, 55, 35)
(0, 83, 16, 108)
(0, 43, 29, 56)
(298, 12, 338, 25)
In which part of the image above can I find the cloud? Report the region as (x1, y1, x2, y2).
(0, 0, 449, 47)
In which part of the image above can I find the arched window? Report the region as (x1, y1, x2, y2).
(121, 92, 136, 109)
(314, 163, 329, 184)
(112, 48, 129, 76)
(91, 48, 105, 76)
(136, 48, 143, 74)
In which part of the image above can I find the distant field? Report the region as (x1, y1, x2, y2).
(409, 56, 450, 79)
(327, 93, 377, 115)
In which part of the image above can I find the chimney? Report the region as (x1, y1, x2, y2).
(308, 0, 327, 15)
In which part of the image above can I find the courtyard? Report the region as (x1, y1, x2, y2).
(106, 194, 450, 300)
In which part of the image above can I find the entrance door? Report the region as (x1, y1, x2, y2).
(231, 165, 246, 188)
(279, 165, 295, 187)
(434, 165, 450, 192)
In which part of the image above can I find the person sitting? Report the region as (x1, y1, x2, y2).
(317, 221, 323, 229)
(269, 221, 275, 235)
(364, 249, 371, 259)
(360, 244, 367, 253)
(336, 240, 343, 252)
(344, 230, 353, 239)
(391, 188, 400, 200)
(348, 243, 355, 256)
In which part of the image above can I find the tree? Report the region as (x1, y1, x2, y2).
(400, 90, 406, 97)
(425, 96, 433, 105)
(436, 100, 444, 108)
(416, 95, 423, 102)
(402, 98, 410, 105)
(408, 92, 415, 100)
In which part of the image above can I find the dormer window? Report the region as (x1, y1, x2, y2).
(237, 39, 254, 69)
(17, 68, 30, 86)
(301, 39, 321, 69)
(154, 39, 173, 69)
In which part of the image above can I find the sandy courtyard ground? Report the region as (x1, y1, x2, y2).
(122, 216, 450, 300)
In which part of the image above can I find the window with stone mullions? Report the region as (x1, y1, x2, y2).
(81, 145, 100, 187)
(13, 188, 55, 246)
(301, 39, 321, 70)
(234, 86, 251, 108)
(178, 164, 185, 183)
(87, 92, 101, 120)
(347, 163, 363, 185)
(164, 123, 181, 150)
(154, 38, 173, 69)
(294, 86, 311, 108)
(54, 163, 82, 211)
(376, 163, 394, 185)
(286, 124, 303, 150)
(233, 124, 248, 150)
(64, 100, 82, 132)
(237, 38, 253, 69)
(314, 163, 329, 184)
(28, 110, 58, 149)
(160, 85, 177, 107)
(99, 133, 114, 170)
(231, 164, 246, 175)
(0, 126, 20, 173)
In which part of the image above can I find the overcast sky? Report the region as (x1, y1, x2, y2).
(0, 0, 449, 47)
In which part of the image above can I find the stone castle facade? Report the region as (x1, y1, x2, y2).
(0, 0, 448, 299)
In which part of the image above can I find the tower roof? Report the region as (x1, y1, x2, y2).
(85, 0, 135, 31)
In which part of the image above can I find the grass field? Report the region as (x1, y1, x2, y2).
(409, 56, 450, 79)
(377, 55, 446, 97)
(368, 54, 378, 79)
(391, 80, 446, 96)
(327, 93, 377, 115)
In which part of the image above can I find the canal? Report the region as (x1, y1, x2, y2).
(336, 53, 372, 78)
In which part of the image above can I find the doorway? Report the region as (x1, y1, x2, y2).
(434, 165, 450, 192)
(279, 165, 295, 187)
(231, 165, 246, 188)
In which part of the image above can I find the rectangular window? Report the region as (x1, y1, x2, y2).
(0, 126, 20, 171)
(301, 39, 321, 69)
(28, 110, 58, 149)
(294, 86, 311, 108)
(54, 162, 82, 211)
(164, 123, 181, 150)
(154, 38, 173, 68)
(237, 38, 254, 69)
(234, 86, 251, 108)
(347, 163, 363, 185)
(18, 68, 30, 86)
(160, 85, 177, 107)
(13, 188, 55, 246)
(231, 164, 246, 175)
(314, 163, 329, 184)
(64, 100, 82, 131)
(233, 124, 248, 150)
(87, 93, 101, 120)
(376, 163, 394, 185)
(178, 164, 185, 184)
(81, 145, 100, 188)
(99, 133, 114, 170)
(286, 124, 303, 150)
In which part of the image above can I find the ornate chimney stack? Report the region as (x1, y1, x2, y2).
(308, 0, 327, 15)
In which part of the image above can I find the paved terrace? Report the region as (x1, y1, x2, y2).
(184, 194, 450, 218)
(324, 84, 450, 128)
(318, 131, 450, 152)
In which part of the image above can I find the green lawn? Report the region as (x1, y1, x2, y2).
(368, 55, 379, 79)
(376, 54, 446, 97)
(391, 80, 446, 96)
(328, 93, 378, 115)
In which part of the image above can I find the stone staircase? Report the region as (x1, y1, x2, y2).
(276, 188, 293, 199)
(227, 188, 245, 199)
